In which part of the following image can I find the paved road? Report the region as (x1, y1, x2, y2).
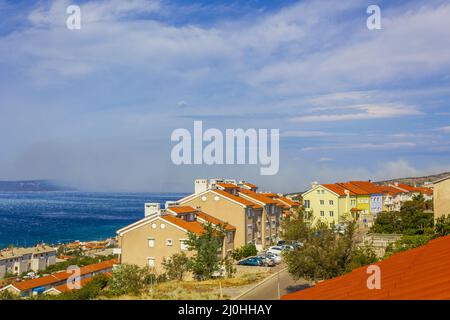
(237, 268, 310, 300)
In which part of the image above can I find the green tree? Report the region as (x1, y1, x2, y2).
(68, 273, 109, 300)
(108, 264, 153, 295)
(370, 211, 401, 234)
(0, 289, 20, 300)
(281, 207, 309, 242)
(370, 196, 433, 235)
(399, 199, 433, 235)
(285, 219, 378, 283)
(223, 256, 236, 278)
(161, 252, 190, 281)
(384, 234, 434, 258)
(435, 215, 450, 237)
(231, 244, 257, 261)
(186, 222, 225, 280)
(345, 244, 378, 272)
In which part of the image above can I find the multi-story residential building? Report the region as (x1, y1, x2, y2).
(303, 180, 396, 227)
(348, 181, 384, 215)
(0, 245, 56, 279)
(432, 176, 450, 220)
(302, 183, 357, 227)
(178, 187, 261, 249)
(179, 179, 283, 250)
(116, 204, 235, 272)
(377, 185, 409, 211)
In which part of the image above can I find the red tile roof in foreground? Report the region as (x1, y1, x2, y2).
(282, 235, 450, 300)
(11, 259, 116, 291)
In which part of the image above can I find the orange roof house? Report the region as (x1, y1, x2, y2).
(2, 259, 116, 296)
(282, 235, 450, 300)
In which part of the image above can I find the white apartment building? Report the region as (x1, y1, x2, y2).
(0, 245, 57, 278)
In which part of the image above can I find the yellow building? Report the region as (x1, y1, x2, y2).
(302, 183, 356, 226)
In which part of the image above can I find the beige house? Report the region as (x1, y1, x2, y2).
(178, 184, 282, 250)
(433, 176, 450, 220)
(116, 205, 235, 272)
(0, 245, 56, 279)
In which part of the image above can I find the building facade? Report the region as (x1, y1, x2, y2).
(0, 245, 56, 279)
(433, 176, 450, 220)
(117, 205, 235, 272)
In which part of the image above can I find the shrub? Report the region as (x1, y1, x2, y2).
(162, 252, 190, 281)
(108, 264, 154, 296)
(232, 244, 257, 261)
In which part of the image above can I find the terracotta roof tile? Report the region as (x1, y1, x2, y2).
(337, 182, 369, 195)
(349, 181, 385, 194)
(11, 259, 116, 292)
(322, 184, 355, 196)
(196, 211, 236, 231)
(238, 189, 278, 205)
(216, 182, 238, 189)
(282, 235, 450, 300)
(166, 206, 197, 214)
(161, 215, 205, 235)
(212, 189, 256, 207)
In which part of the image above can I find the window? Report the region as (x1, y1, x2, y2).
(317, 190, 321, 195)
(148, 237, 155, 248)
(166, 239, 173, 246)
(320, 200, 324, 205)
(147, 258, 155, 268)
(180, 239, 188, 251)
(304, 200, 310, 209)
(351, 200, 356, 206)
(329, 200, 334, 205)
(247, 208, 253, 218)
(227, 232, 233, 243)
(320, 211, 325, 216)
(329, 211, 334, 217)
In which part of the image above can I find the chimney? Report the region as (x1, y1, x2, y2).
(144, 203, 161, 217)
(195, 179, 208, 194)
(311, 181, 318, 188)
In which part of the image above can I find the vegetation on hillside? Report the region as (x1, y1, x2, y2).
(282, 209, 378, 282)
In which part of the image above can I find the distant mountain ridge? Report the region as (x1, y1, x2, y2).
(0, 180, 76, 192)
(376, 172, 450, 187)
(286, 171, 450, 197)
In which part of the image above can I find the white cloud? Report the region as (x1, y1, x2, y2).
(438, 126, 450, 133)
(301, 142, 417, 152)
(291, 104, 422, 123)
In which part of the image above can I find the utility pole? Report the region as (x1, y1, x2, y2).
(277, 270, 281, 299)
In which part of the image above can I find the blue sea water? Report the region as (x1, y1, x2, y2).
(0, 192, 188, 249)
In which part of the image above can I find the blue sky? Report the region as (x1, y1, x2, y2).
(1, 0, 450, 192)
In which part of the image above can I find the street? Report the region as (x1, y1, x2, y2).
(237, 268, 310, 300)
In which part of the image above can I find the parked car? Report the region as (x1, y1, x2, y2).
(265, 252, 282, 264)
(292, 241, 304, 249)
(281, 245, 294, 251)
(257, 255, 276, 267)
(238, 257, 264, 266)
(267, 246, 284, 255)
(277, 240, 286, 246)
